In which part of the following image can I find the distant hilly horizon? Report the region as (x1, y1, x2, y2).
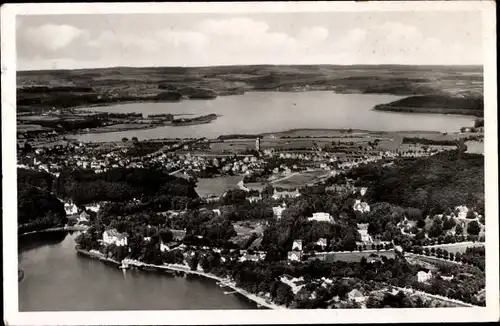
(17, 63, 483, 74)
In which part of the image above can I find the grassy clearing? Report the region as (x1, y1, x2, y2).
(195, 175, 243, 197)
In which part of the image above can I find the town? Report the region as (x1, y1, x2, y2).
(18, 123, 486, 309)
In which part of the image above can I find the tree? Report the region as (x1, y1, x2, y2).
(467, 220, 481, 236)
(132, 136, 139, 143)
(188, 252, 200, 271)
(474, 118, 484, 128)
(424, 247, 430, 256)
(443, 217, 456, 230)
(200, 255, 211, 273)
(415, 230, 426, 240)
(428, 222, 443, 238)
(455, 224, 464, 235)
(24, 141, 33, 152)
(122, 137, 129, 142)
(274, 282, 294, 307)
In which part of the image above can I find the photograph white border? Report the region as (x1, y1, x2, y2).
(2, 1, 498, 325)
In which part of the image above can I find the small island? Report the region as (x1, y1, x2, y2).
(168, 113, 218, 126)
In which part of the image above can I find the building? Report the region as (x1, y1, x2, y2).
(360, 187, 368, 196)
(292, 239, 303, 251)
(357, 223, 372, 243)
(64, 202, 79, 216)
(455, 205, 469, 220)
(255, 137, 261, 151)
(308, 212, 334, 223)
(353, 199, 370, 213)
(272, 188, 301, 200)
(85, 203, 101, 213)
(315, 238, 328, 249)
(348, 289, 366, 303)
(272, 202, 287, 219)
(441, 275, 454, 281)
(247, 194, 262, 203)
(78, 211, 90, 223)
(160, 241, 170, 252)
(287, 251, 302, 262)
(239, 254, 261, 262)
(102, 229, 128, 247)
(417, 270, 433, 283)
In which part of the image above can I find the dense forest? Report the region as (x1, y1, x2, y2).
(18, 167, 201, 233)
(344, 150, 484, 215)
(18, 168, 66, 234)
(55, 167, 199, 206)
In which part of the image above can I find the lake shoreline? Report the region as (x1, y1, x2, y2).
(18, 225, 89, 238)
(68, 127, 468, 144)
(75, 248, 282, 310)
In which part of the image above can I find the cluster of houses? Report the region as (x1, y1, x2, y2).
(272, 188, 301, 200)
(424, 204, 485, 237)
(63, 201, 91, 224)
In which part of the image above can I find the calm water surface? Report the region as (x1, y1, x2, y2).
(18, 233, 256, 311)
(72, 92, 475, 142)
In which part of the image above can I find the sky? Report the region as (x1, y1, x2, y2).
(16, 11, 483, 71)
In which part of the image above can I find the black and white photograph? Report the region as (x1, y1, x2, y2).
(2, 1, 498, 325)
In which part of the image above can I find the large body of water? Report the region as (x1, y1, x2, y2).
(73, 92, 475, 142)
(18, 233, 256, 311)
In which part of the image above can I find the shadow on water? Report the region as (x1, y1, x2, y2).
(18, 230, 68, 252)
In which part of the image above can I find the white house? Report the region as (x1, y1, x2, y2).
(160, 241, 170, 252)
(64, 202, 79, 216)
(357, 224, 372, 243)
(287, 251, 302, 262)
(308, 212, 334, 223)
(292, 239, 303, 251)
(441, 275, 454, 281)
(212, 209, 221, 216)
(272, 203, 287, 219)
(348, 289, 366, 303)
(353, 200, 370, 213)
(455, 205, 469, 220)
(102, 229, 128, 247)
(315, 238, 328, 249)
(85, 203, 101, 213)
(417, 270, 433, 283)
(78, 211, 90, 223)
(360, 187, 368, 196)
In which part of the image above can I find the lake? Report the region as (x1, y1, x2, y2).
(18, 233, 256, 311)
(71, 92, 476, 142)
